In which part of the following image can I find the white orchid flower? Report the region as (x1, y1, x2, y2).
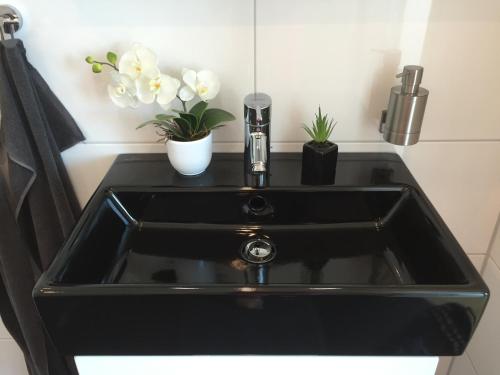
(136, 69, 181, 109)
(107, 71, 139, 108)
(118, 45, 159, 80)
(179, 69, 221, 102)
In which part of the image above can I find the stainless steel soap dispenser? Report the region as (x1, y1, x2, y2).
(380, 65, 429, 146)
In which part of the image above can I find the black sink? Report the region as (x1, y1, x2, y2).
(33, 153, 488, 356)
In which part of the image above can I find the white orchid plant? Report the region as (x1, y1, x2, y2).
(85, 45, 235, 142)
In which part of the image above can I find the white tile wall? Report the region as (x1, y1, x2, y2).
(488, 215, 500, 266)
(0, 318, 10, 339)
(435, 357, 453, 375)
(9, 0, 430, 145)
(11, 0, 254, 143)
(449, 353, 478, 375)
(0, 308, 28, 374)
(0, 340, 28, 375)
(418, 0, 500, 142)
(468, 255, 486, 274)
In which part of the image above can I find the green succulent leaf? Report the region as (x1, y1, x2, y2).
(85, 56, 95, 64)
(303, 126, 315, 140)
(201, 108, 236, 131)
(92, 63, 103, 73)
(106, 51, 118, 65)
(304, 106, 337, 143)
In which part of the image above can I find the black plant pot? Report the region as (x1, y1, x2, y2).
(301, 141, 338, 185)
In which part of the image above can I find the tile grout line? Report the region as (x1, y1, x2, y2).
(465, 351, 480, 375)
(77, 139, 500, 146)
(445, 357, 454, 375)
(489, 254, 500, 273)
(481, 212, 500, 275)
(78, 141, 391, 145)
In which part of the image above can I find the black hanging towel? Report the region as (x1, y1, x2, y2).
(0, 39, 84, 375)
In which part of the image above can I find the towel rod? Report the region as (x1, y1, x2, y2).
(0, 4, 22, 40)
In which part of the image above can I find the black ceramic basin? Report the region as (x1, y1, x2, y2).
(34, 185, 488, 356)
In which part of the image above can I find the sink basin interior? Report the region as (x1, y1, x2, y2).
(115, 189, 402, 224)
(55, 187, 467, 287)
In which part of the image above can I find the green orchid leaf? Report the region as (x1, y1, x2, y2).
(136, 119, 170, 130)
(179, 113, 198, 136)
(201, 108, 236, 130)
(173, 117, 189, 126)
(106, 51, 118, 65)
(204, 124, 226, 132)
(179, 112, 198, 126)
(173, 117, 192, 137)
(155, 114, 176, 121)
(160, 124, 187, 141)
(189, 101, 208, 121)
(189, 101, 209, 133)
(136, 120, 154, 130)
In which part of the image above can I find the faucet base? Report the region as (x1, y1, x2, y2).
(245, 172, 269, 188)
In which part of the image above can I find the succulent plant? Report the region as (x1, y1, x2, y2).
(304, 106, 337, 144)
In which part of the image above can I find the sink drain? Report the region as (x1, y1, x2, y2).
(241, 237, 276, 264)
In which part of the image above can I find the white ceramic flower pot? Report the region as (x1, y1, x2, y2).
(166, 132, 213, 175)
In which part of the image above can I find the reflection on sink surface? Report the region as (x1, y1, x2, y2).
(34, 184, 488, 357)
(58, 187, 466, 287)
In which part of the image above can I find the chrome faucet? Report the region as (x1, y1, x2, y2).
(244, 93, 272, 187)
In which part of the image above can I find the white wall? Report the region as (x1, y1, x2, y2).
(10, 0, 431, 145)
(1, 1, 499, 375)
(407, 1, 500, 375)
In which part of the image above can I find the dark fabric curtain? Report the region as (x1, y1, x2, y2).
(0, 39, 84, 375)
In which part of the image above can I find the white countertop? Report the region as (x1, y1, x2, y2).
(75, 356, 438, 375)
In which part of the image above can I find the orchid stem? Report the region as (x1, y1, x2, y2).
(177, 95, 187, 112)
(95, 61, 118, 71)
